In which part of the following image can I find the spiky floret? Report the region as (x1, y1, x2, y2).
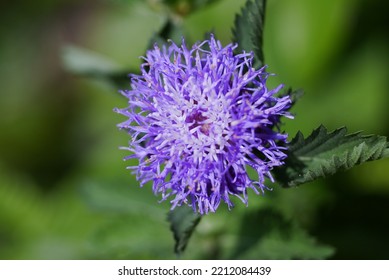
(115, 35, 292, 214)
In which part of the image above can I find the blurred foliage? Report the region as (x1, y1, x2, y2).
(0, 0, 389, 259)
(159, 0, 222, 16)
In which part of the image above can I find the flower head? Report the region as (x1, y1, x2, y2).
(115, 35, 292, 214)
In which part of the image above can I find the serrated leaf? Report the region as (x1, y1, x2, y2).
(167, 206, 201, 255)
(61, 45, 132, 89)
(232, 0, 267, 68)
(274, 125, 389, 187)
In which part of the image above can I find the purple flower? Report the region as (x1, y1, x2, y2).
(115, 35, 292, 214)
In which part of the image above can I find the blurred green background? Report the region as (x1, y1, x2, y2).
(0, 0, 388, 259)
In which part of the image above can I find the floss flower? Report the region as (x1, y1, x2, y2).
(115, 35, 292, 214)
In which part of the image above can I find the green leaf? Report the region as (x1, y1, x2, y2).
(167, 206, 201, 255)
(274, 125, 389, 187)
(61, 45, 132, 89)
(232, 0, 267, 68)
